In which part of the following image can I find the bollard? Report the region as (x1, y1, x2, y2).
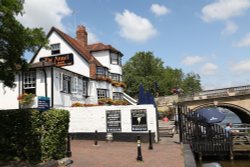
(94, 130, 98, 146)
(136, 135, 143, 161)
(66, 134, 72, 157)
(148, 130, 153, 150)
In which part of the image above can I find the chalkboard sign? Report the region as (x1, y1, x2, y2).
(106, 110, 121, 132)
(38, 96, 50, 111)
(131, 109, 147, 131)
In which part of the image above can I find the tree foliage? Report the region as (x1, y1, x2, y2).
(123, 51, 202, 97)
(0, 0, 48, 87)
(123, 51, 165, 97)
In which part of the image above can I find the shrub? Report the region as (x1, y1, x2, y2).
(41, 109, 69, 161)
(0, 108, 69, 163)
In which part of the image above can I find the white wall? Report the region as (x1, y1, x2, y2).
(33, 32, 90, 77)
(63, 104, 158, 142)
(0, 75, 19, 109)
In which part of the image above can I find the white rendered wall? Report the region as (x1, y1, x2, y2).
(32, 32, 90, 77)
(0, 75, 19, 109)
(63, 104, 158, 142)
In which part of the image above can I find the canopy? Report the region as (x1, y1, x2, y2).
(196, 108, 226, 124)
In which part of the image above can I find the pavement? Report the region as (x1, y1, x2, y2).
(70, 121, 185, 167)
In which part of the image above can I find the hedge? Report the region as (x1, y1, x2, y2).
(0, 108, 69, 163)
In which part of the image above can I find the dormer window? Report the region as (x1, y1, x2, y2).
(110, 53, 121, 65)
(51, 43, 60, 55)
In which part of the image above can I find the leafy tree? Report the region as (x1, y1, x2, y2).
(122, 51, 165, 97)
(181, 72, 202, 95)
(160, 67, 184, 95)
(0, 0, 48, 87)
(123, 51, 202, 97)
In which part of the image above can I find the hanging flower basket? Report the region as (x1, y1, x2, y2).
(17, 93, 35, 107)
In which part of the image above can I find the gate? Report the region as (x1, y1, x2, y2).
(177, 105, 231, 160)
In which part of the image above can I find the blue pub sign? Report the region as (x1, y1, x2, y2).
(38, 96, 50, 111)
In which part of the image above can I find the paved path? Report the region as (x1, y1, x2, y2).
(70, 121, 184, 167)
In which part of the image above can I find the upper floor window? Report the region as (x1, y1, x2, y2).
(23, 71, 36, 94)
(51, 43, 60, 55)
(111, 73, 121, 82)
(96, 67, 108, 77)
(110, 54, 121, 65)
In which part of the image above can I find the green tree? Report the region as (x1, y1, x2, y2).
(181, 72, 202, 95)
(122, 51, 165, 97)
(160, 67, 184, 95)
(0, 0, 48, 87)
(123, 51, 202, 97)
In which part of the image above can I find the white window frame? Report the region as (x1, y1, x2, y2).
(23, 71, 36, 89)
(51, 43, 60, 55)
(97, 89, 108, 99)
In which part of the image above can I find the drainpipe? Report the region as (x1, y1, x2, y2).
(42, 62, 48, 97)
(51, 67, 54, 107)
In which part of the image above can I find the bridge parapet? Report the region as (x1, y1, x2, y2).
(180, 85, 250, 102)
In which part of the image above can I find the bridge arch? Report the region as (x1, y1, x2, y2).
(191, 102, 250, 123)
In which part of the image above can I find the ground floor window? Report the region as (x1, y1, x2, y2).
(97, 89, 108, 99)
(23, 71, 36, 94)
(62, 74, 71, 93)
(78, 78, 87, 96)
(113, 92, 123, 100)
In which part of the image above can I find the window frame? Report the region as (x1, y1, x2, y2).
(113, 92, 122, 100)
(23, 70, 36, 94)
(97, 89, 108, 99)
(110, 53, 121, 65)
(50, 43, 60, 55)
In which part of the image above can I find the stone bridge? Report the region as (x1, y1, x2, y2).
(178, 85, 250, 123)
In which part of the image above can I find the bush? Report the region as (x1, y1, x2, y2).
(0, 109, 41, 162)
(41, 109, 69, 161)
(0, 108, 69, 163)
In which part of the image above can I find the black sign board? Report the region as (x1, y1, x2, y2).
(106, 110, 121, 132)
(40, 53, 74, 67)
(131, 109, 147, 131)
(38, 96, 50, 111)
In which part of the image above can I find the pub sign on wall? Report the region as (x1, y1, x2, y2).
(40, 53, 74, 67)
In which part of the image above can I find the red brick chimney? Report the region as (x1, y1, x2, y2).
(76, 25, 88, 48)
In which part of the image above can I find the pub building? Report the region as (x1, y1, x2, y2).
(0, 25, 126, 109)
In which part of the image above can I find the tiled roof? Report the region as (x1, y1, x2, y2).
(52, 27, 103, 67)
(88, 43, 123, 56)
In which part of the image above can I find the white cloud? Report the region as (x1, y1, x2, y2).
(182, 56, 205, 66)
(150, 4, 171, 16)
(221, 21, 238, 35)
(16, 0, 72, 32)
(115, 10, 157, 42)
(201, 0, 250, 22)
(234, 34, 250, 47)
(201, 63, 218, 75)
(232, 59, 250, 73)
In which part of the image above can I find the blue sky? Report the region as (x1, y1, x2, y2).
(17, 0, 250, 90)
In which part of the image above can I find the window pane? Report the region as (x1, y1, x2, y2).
(51, 43, 60, 55)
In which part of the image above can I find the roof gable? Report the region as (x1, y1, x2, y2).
(30, 27, 103, 67)
(88, 43, 123, 56)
